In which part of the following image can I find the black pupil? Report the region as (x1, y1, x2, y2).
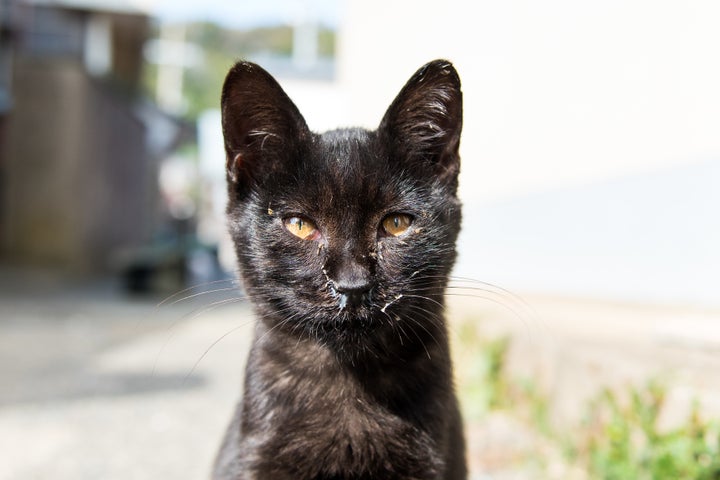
(393, 217, 400, 228)
(297, 219, 304, 231)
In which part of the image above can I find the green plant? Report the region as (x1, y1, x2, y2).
(452, 316, 720, 479)
(453, 320, 511, 421)
(574, 382, 720, 479)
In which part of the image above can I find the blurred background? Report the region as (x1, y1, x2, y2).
(1, 0, 719, 478)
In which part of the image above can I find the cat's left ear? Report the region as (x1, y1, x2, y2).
(379, 60, 463, 190)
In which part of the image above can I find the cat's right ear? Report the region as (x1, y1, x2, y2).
(221, 61, 310, 188)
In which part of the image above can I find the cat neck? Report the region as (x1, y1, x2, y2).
(244, 320, 453, 435)
(250, 311, 453, 388)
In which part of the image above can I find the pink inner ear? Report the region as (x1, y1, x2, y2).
(228, 153, 243, 182)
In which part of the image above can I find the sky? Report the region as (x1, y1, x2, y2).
(131, 0, 341, 27)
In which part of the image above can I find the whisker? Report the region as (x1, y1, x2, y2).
(156, 278, 239, 308)
(153, 296, 245, 376)
(183, 303, 306, 383)
(408, 273, 545, 335)
(377, 303, 409, 348)
(448, 276, 539, 318)
(184, 322, 250, 385)
(443, 291, 531, 329)
(401, 293, 445, 309)
(404, 315, 434, 360)
(396, 303, 445, 353)
(164, 286, 243, 307)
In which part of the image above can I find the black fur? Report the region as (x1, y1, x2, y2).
(214, 60, 466, 480)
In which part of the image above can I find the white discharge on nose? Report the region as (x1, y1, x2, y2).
(338, 294, 348, 311)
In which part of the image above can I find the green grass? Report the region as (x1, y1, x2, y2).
(452, 316, 720, 479)
(573, 383, 720, 479)
(453, 319, 511, 421)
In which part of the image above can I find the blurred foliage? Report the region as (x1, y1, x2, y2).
(452, 316, 720, 479)
(143, 22, 336, 120)
(453, 318, 511, 421)
(572, 383, 720, 480)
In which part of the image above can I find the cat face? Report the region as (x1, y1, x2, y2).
(221, 60, 463, 352)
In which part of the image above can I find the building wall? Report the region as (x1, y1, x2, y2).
(0, 3, 161, 272)
(1, 57, 153, 270)
(337, 0, 720, 202)
(2, 59, 85, 266)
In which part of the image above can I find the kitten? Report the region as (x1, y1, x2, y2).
(213, 59, 466, 480)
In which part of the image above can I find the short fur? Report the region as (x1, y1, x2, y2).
(214, 59, 466, 480)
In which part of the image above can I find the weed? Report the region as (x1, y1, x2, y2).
(453, 316, 720, 479)
(574, 382, 720, 479)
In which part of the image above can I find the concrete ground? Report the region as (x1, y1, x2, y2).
(1, 267, 719, 479)
(0, 267, 252, 480)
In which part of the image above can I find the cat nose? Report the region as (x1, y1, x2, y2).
(335, 279, 372, 310)
(329, 261, 373, 309)
(335, 282, 372, 309)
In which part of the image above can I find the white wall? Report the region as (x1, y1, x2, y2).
(337, 0, 720, 202)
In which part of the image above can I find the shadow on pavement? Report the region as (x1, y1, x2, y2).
(0, 265, 239, 406)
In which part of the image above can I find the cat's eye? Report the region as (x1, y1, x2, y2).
(381, 214, 413, 237)
(283, 216, 319, 240)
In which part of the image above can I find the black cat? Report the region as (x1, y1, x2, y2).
(213, 59, 466, 480)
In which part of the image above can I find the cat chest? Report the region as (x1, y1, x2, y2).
(245, 378, 442, 478)
(259, 401, 441, 478)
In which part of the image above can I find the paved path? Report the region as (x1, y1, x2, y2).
(0, 268, 254, 480)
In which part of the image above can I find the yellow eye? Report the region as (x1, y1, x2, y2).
(382, 214, 413, 237)
(283, 216, 319, 240)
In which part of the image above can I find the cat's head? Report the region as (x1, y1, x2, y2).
(221, 60, 462, 355)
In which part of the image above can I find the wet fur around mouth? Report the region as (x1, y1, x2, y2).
(213, 59, 467, 480)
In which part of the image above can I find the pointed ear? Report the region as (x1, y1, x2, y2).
(379, 60, 463, 189)
(221, 61, 310, 188)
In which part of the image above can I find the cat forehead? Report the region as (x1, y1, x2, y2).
(303, 128, 388, 181)
(316, 128, 377, 161)
(268, 128, 410, 212)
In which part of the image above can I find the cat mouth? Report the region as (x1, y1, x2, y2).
(335, 292, 404, 317)
(323, 291, 380, 324)
(280, 284, 402, 332)
(328, 292, 405, 328)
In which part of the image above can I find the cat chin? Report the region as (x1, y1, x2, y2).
(260, 303, 393, 350)
(287, 308, 384, 337)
